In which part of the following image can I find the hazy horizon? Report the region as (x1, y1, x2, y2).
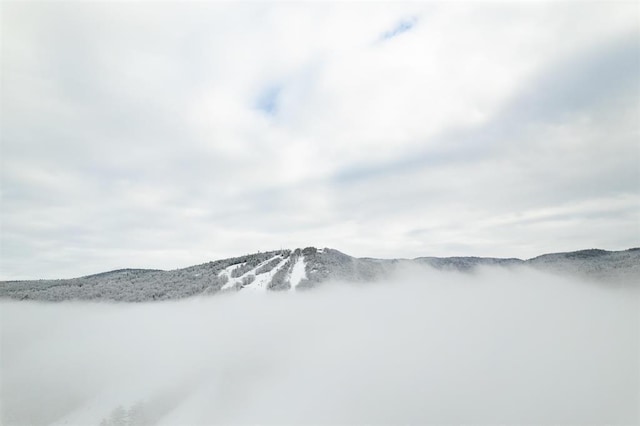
(2, 244, 639, 282)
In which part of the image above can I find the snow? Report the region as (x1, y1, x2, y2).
(218, 262, 245, 279)
(220, 255, 287, 292)
(219, 262, 248, 290)
(243, 256, 289, 291)
(289, 255, 307, 291)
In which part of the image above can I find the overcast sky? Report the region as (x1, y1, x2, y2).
(1, 2, 638, 280)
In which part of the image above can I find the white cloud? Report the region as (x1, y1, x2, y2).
(2, 268, 639, 424)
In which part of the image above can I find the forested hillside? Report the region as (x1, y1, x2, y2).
(1, 247, 638, 302)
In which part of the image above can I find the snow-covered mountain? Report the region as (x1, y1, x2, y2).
(1, 247, 638, 302)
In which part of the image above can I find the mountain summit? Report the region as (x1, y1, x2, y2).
(1, 247, 638, 302)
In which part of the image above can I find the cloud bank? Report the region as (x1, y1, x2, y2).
(1, 2, 639, 279)
(2, 266, 638, 425)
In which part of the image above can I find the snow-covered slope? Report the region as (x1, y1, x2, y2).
(1, 247, 638, 302)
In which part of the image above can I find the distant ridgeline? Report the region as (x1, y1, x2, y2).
(1, 247, 638, 302)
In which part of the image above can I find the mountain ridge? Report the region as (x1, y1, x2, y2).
(1, 247, 638, 302)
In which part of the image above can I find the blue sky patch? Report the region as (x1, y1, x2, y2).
(381, 17, 417, 41)
(255, 84, 282, 116)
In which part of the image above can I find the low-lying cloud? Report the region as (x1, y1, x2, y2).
(2, 266, 638, 425)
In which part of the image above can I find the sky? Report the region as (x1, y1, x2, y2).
(1, 2, 639, 280)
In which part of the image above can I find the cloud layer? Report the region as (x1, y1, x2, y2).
(2, 266, 639, 425)
(1, 3, 638, 279)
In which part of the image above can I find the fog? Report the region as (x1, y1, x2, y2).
(1, 266, 638, 425)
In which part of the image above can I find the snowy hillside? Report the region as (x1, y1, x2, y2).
(1, 247, 638, 302)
